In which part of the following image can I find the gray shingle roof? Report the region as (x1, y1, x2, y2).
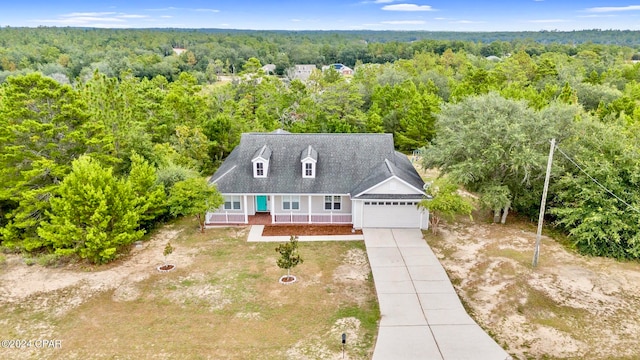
(252, 145, 272, 161)
(350, 153, 425, 197)
(210, 132, 425, 195)
(300, 145, 318, 162)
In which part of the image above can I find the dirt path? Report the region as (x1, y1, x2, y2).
(0, 225, 190, 315)
(429, 219, 640, 359)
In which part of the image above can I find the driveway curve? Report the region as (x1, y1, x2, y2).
(363, 228, 511, 360)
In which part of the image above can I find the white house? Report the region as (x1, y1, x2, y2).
(206, 131, 429, 229)
(322, 63, 354, 76)
(292, 65, 316, 81)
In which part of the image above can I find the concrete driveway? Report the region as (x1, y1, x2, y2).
(363, 228, 511, 360)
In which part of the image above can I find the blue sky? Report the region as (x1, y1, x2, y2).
(1, 1, 640, 31)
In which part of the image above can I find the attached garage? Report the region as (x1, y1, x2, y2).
(359, 200, 428, 229)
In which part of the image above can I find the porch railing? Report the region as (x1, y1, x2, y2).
(274, 213, 352, 224)
(206, 212, 246, 224)
(206, 212, 353, 225)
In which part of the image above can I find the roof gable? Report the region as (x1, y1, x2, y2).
(300, 145, 318, 163)
(251, 145, 272, 162)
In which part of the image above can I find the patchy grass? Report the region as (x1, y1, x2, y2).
(426, 217, 640, 360)
(0, 220, 378, 359)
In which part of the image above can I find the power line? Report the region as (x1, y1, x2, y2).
(554, 145, 640, 214)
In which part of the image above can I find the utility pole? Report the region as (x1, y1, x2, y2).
(532, 138, 556, 268)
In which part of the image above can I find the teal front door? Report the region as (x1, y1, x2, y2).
(256, 196, 268, 212)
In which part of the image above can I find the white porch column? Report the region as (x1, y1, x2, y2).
(271, 195, 275, 224)
(308, 195, 312, 224)
(243, 195, 248, 224)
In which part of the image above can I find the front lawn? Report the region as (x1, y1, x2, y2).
(0, 219, 379, 359)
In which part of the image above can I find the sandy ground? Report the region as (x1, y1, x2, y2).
(8, 214, 637, 359)
(0, 225, 375, 360)
(431, 219, 640, 359)
(0, 225, 190, 316)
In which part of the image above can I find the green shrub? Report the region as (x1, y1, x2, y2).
(36, 253, 66, 267)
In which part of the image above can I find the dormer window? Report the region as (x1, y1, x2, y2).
(301, 145, 318, 179)
(255, 162, 265, 177)
(252, 145, 271, 178)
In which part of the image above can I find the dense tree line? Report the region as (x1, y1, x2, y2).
(1, 28, 639, 84)
(1, 28, 640, 262)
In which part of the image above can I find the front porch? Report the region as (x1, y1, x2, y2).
(205, 211, 353, 226)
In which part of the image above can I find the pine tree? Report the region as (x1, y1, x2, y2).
(128, 152, 167, 229)
(37, 156, 144, 264)
(0, 73, 109, 250)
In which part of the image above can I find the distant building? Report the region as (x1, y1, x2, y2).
(322, 63, 354, 76)
(292, 64, 317, 81)
(172, 48, 187, 55)
(261, 64, 276, 74)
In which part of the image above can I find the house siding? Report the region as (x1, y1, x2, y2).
(270, 195, 351, 214)
(213, 195, 257, 215)
(353, 200, 363, 229)
(273, 195, 309, 212)
(248, 195, 257, 215)
(311, 195, 351, 213)
(363, 177, 423, 195)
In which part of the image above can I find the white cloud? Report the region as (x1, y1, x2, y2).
(118, 14, 149, 19)
(381, 20, 426, 24)
(36, 11, 154, 27)
(291, 19, 302, 22)
(585, 5, 640, 13)
(63, 12, 116, 17)
(37, 16, 126, 26)
(145, 6, 219, 13)
(382, 4, 435, 11)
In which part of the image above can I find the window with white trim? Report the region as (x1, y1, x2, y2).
(324, 195, 341, 210)
(255, 162, 265, 177)
(282, 195, 300, 210)
(224, 196, 241, 210)
(304, 162, 314, 177)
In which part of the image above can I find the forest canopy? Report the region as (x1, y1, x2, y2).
(1, 27, 640, 262)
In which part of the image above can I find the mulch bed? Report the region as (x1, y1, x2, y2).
(262, 225, 363, 236)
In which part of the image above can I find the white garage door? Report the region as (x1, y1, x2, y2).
(362, 201, 422, 228)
